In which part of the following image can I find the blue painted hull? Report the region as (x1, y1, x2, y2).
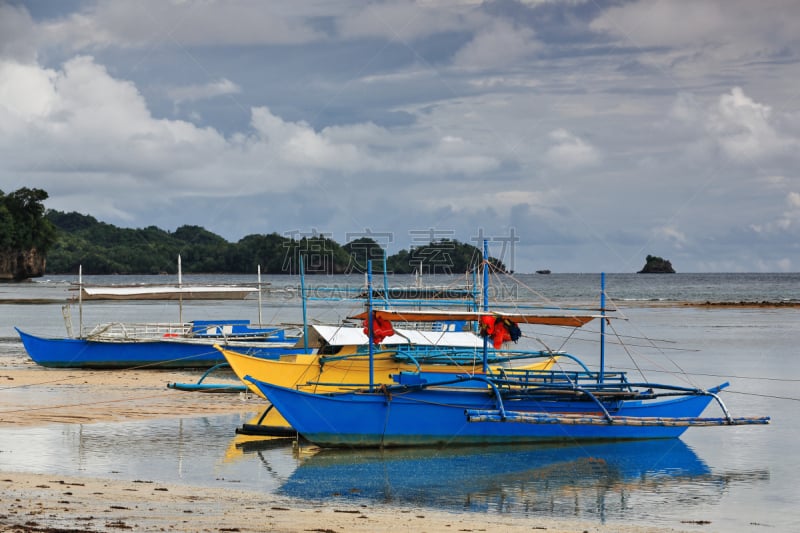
(247, 378, 720, 447)
(16, 328, 299, 369)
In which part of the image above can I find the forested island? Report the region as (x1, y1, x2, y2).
(0, 187, 506, 277)
(46, 210, 505, 275)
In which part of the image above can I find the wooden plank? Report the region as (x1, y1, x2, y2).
(350, 309, 597, 327)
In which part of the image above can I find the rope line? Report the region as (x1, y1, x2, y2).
(724, 390, 800, 402)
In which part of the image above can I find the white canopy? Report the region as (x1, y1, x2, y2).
(306, 324, 483, 348)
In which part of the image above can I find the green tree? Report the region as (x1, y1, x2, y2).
(386, 239, 506, 275)
(342, 237, 385, 273)
(0, 187, 57, 252)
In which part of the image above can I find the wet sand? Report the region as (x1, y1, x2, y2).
(0, 356, 686, 532)
(1, 469, 683, 533)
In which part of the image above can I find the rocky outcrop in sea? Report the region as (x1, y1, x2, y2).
(638, 255, 675, 274)
(0, 248, 46, 281)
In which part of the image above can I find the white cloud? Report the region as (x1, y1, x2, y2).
(0, 53, 506, 226)
(748, 190, 800, 236)
(39, 0, 326, 50)
(452, 20, 540, 70)
(245, 106, 501, 176)
(248, 106, 365, 171)
(590, 0, 800, 60)
(544, 129, 600, 170)
(337, 1, 483, 41)
(0, 3, 39, 62)
(469, 76, 540, 89)
(775, 258, 792, 272)
(669, 92, 701, 124)
(481, 190, 546, 210)
(654, 226, 688, 248)
(588, 0, 800, 96)
(671, 87, 799, 162)
(0, 61, 57, 119)
(707, 87, 788, 161)
(167, 78, 240, 104)
(760, 175, 787, 188)
(0, 55, 232, 207)
(591, 1, 727, 48)
(406, 134, 500, 175)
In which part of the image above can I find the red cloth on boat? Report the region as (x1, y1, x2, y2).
(479, 315, 496, 336)
(490, 319, 511, 348)
(363, 315, 395, 344)
(479, 315, 512, 348)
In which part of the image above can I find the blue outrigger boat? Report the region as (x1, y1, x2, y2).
(16, 320, 300, 369)
(244, 241, 770, 448)
(16, 260, 302, 370)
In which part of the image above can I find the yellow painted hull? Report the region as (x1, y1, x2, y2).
(218, 346, 558, 399)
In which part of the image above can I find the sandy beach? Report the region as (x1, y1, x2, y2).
(1, 354, 691, 532)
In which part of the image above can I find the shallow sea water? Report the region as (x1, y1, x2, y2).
(0, 275, 798, 531)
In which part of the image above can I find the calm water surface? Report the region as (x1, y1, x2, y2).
(0, 275, 798, 531)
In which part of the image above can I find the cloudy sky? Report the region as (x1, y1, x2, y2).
(1, 0, 799, 273)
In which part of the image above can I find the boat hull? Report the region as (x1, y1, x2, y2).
(16, 328, 298, 369)
(246, 378, 720, 447)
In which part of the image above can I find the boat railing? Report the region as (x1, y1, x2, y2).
(82, 320, 299, 342)
(463, 378, 770, 427)
(494, 368, 631, 388)
(318, 349, 399, 366)
(390, 373, 729, 426)
(84, 322, 192, 340)
(316, 347, 562, 369)
(401, 320, 471, 332)
(392, 347, 562, 369)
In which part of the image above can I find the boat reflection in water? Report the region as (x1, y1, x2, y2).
(219, 412, 769, 525)
(266, 439, 726, 521)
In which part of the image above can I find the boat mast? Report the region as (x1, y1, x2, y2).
(78, 264, 83, 338)
(471, 267, 479, 313)
(300, 255, 308, 353)
(257, 264, 263, 326)
(367, 259, 375, 391)
(382, 250, 389, 309)
(178, 254, 183, 324)
(599, 272, 606, 383)
(482, 239, 489, 374)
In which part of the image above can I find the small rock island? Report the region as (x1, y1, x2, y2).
(0, 248, 47, 281)
(638, 255, 675, 274)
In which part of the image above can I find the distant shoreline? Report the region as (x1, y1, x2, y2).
(604, 300, 800, 308)
(687, 300, 800, 307)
